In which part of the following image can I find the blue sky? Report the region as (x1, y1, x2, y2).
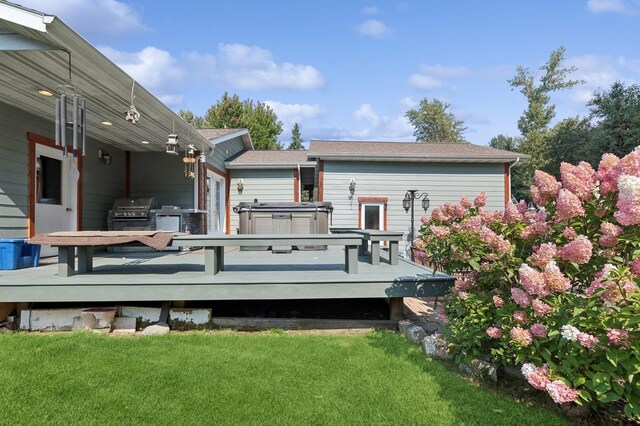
(20, 0, 640, 147)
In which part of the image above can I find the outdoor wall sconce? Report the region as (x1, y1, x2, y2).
(237, 179, 244, 194)
(403, 190, 430, 261)
(166, 133, 179, 155)
(349, 178, 356, 195)
(97, 149, 112, 165)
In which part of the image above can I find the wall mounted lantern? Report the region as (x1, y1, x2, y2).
(97, 149, 112, 165)
(237, 179, 244, 194)
(403, 189, 430, 261)
(349, 178, 356, 195)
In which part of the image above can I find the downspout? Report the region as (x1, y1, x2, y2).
(297, 163, 301, 202)
(508, 157, 521, 204)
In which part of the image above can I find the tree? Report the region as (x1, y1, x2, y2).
(545, 117, 594, 175)
(589, 81, 640, 159)
(178, 109, 205, 128)
(405, 98, 467, 143)
(287, 123, 305, 150)
(204, 92, 283, 150)
(489, 134, 519, 152)
(508, 46, 583, 200)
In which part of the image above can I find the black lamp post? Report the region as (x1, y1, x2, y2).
(403, 190, 430, 261)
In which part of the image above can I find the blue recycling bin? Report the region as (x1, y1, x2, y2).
(0, 238, 41, 270)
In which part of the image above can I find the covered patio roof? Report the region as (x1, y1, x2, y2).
(0, 1, 210, 153)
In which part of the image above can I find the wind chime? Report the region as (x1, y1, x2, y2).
(183, 127, 196, 179)
(55, 84, 86, 157)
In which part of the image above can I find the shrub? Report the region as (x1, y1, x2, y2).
(416, 150, 640, 419)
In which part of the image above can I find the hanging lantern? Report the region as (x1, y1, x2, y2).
(55, 85, 86, 158)
(124, 80, 141, 124)
(166, 133, 179, 155)
(184, 144, 196, 178)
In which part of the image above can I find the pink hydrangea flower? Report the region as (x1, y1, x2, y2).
(599, 222, 623, 248)
(530, 323, 548, 338)
(474, 192, 487, 208)
(429, 225, 450, 240)
(614, 175, 640, 226)
(420, 215, 429, 225)
(546, 380, 579, 404)
(543, 261, 571, 293)
(511, 287, 531, 307)
(532, 299, 553, 317)
(492, 295, 504, 308)
(526, 365, 551, 391)
(518, 264, 548, 296)
(513, 311, 529, 324)
(459, 195, 472, 209)
(607, 328, 630, 348)
(597, 153, 621, 195)
(555, 189, 585, 222)
(452, 203, 467, 218)
(532, 170, 562, 205)
(558, 236, 593, 264)
(577, 332, 599, 351)
(528, 243, 557, 269)
(486, 326, 502, 339)
(502, 202, 523, 224)
(631, 258, 640, 276)
(510, 327, 533, 346)
(560, 161, 597, 201)
(562, 227, 577, 240)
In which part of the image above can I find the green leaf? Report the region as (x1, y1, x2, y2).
(597, 391, 621, 403)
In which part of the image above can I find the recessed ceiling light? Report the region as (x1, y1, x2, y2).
(141, 140, 150, 144)
(38, 89, 54, 97)
(101, 120, 113, 126)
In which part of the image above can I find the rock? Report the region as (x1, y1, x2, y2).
(502, 364, 526, 381)
(398, 320, 427, 344)
(459, 359, 499, 382)
(421, 334, 449, 360)
(141, 322, 170, 336)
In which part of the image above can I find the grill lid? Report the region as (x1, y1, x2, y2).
(110, 197, 157, 219)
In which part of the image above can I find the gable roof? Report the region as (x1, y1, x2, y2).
(308, 140, 527, 163)
(225, 150, 314, 169)
(197, 128, 253, 150)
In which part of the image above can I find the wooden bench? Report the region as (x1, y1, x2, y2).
(171, 233, 364, 276)
(354, 230, 403, 266)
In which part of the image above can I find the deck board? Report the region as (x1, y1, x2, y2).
(0, 248, 454, 302)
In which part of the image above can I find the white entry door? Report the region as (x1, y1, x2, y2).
(34, 144, 78, 257)
(360, 202, 384, 231)
(206, 170, 226, 234)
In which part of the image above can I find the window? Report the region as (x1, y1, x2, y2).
(36, 155, 62, 205)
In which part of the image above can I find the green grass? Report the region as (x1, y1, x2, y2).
(0, 331, 566, 425)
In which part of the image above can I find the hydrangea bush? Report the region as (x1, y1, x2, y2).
(416, 149, 640, 418)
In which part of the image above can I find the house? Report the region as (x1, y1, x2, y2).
(222, 140, 524, 253)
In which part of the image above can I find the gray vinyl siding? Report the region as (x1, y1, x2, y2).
(130, 152, 195, 209)
(322, 161, 506, 255)
(207, 136, 246, 172)
(228, 169, 294, 234)
(0, 101, 126, 237)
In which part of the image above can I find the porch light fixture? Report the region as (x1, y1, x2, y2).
(97, 149, 112, 165)
(403, 190, 430, 261)
(166, 133, 179, 155)
(237, 179, 244, 194)
(349, 178, 356, 195)
(101, 120, 113, 126)
(38, 89, 54, 97)
(124, 79, 141, 124)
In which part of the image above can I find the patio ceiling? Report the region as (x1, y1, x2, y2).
(0, 1, 210, 153)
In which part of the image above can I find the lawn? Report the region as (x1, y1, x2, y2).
(0, 331, 566, 425)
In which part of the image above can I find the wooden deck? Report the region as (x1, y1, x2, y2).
(0, 247, 454, 303)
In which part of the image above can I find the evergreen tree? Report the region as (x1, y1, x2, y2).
(287, 123, 305, 150)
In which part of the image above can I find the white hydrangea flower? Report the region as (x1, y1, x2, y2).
(561, 324, 580, 341)
(618, 175, 640, 199)
(521, 363, 536, 379)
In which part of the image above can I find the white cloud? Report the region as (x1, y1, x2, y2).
(358, 19, 392, 38)
(349, 103, 414, 140)
(354, 103, 381, 128)
(408, 64, 471, 90)
(361, 6, 379, 14)
(263, 101, 323, 131)
(21, 0, 146, 37)
(187, 43, 324, 90)
(566, 55, 627, 103)
(100, 46, 185, 106)
(399, 96, 418, 109)
(586, 0, 637, 14)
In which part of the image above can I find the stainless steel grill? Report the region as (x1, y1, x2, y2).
(109, 197, 157, 220)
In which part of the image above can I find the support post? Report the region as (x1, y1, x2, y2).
(204, 247, 218, 276)
(389, 241, 399, 265)
(370, 241, 380, 265)
(345, 245, 358, 274)
(389, 297, 404, 321)
(77, 246, 93, 273)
